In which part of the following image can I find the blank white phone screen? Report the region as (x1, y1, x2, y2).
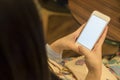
(77, 15, 107, 50)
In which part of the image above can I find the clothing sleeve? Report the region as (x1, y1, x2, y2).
(46, 44, 63, 63)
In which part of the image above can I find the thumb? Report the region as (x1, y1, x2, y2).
(78, 45, 90, 56)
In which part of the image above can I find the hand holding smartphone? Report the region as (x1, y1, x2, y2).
(76, 10, 110, 50)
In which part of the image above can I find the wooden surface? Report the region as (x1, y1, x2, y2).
(68, 0, 120, 41)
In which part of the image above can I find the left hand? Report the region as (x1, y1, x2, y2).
(50, 24, 85, 54)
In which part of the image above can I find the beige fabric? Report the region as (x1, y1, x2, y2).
(65, 56, 117, 80)
(48, 59, 76, 80)
(48, 56, 117, 80)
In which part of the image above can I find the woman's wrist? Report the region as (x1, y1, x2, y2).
(50, 40, 64, 54)
(46, 44, 63, 63)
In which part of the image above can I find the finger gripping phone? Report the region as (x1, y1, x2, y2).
(76, 10, 110, 50)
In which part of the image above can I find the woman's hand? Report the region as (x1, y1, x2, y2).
(50, 24, 85, 54)
(50, 24, 108, 80)
(78, 27, 108, 80)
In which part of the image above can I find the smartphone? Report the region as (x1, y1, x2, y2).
(76, 10, 110, 50)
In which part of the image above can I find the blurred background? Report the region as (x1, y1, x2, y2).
(35, 0, 120, 58)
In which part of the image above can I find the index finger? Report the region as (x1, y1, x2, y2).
(94, 26, 108, 48)
(74, 23, 86, 37)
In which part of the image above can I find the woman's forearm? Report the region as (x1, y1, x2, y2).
(85, 71, 102, 80)
(46, 44, 63, 63)
(50, 40, 64, 54)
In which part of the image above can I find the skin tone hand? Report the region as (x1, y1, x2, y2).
(50, 24, 85, 54)
(50, 24, 108, 80)
(78, 27, 108, 80)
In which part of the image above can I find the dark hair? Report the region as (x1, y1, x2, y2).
(0, 0, 60, 80)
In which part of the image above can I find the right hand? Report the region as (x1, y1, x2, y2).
(78, 27, 108, 79)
